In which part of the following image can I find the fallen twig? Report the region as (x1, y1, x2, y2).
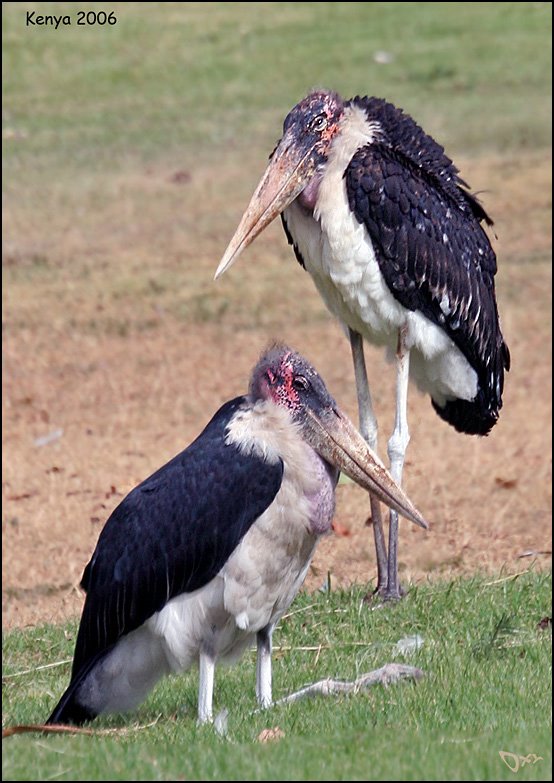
(484, 570, 530, 586)
(3, 659, 72, 680)
(271, 663, 425, 707)
(280, 603, 317, 620)
(2, 716, 161, 740)
(272, 641, 377, 652)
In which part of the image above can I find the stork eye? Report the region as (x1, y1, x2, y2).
(292, 376, 309, 392)
(309, 114, 328, 133)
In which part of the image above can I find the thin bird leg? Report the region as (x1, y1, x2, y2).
(348, 328, 388, 593)
(198, 649, 216, 724)
(385, 326, 411, 599)
(256, 626, 273, 709)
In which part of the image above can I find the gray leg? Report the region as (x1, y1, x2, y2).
(198, 650, 215, 724)
(385, 328, 411, 599)
(256, 626, 273, 709)
(349, 329, 388, 593)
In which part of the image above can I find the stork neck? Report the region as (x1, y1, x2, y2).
(312, 105, 378, 226)
(225, 400, 296, 465)
(334, 103, 380, 162)
(295, 105, 377, 217)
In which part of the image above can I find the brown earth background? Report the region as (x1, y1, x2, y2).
(3, 149, 552, 631)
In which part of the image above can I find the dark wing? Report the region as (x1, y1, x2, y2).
(281, 213, 306, 269)
(71, 396, 283, 679)
(345, 97, 510, 435)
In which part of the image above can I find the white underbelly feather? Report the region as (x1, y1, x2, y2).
(286, 201, 407, 345)
(284, 198, 478, 404)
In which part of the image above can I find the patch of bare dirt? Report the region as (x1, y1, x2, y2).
(2, 152, 552, 629)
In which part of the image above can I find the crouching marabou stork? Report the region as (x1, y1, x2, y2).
(216, 90, 510, 600)
(46, 345, 426, 726)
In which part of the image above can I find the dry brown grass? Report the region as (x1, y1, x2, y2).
(2, 150, 552, 629)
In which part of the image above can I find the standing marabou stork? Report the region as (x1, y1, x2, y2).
(215, 90, 510, 601)
(46, 345, 426, 726)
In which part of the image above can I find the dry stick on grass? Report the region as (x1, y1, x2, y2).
(2, 717, 161, 739)
(268, 663, 425, 708)
(3, 659, 72, 680)
(483, 570, 531, 586)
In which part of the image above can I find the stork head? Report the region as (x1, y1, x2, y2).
(250, 345, 427, 530)
(215, 90, 344, 279)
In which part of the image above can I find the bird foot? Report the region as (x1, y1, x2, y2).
(363, 582, 406, 604)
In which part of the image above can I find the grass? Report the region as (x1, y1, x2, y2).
(5, 4, 553, 146)
(2, 571, 552, 780)
(3, 2, 552, 185)
(2, 3, 552, 779)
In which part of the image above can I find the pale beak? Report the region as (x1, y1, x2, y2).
(215, 129, 317, 280)
(303, 406, 428, 530)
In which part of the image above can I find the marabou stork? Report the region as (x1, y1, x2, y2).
(46, 345, 426, 727)
(215, 90, 510, 600)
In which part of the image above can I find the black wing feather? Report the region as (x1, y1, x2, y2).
(62, 396, 283, 685)
(281, 213, 306, 269)
(345, 97, 510, 435)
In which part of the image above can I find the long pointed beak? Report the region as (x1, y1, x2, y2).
(215, 131, 316, 280)
(303, 406, 428, 530)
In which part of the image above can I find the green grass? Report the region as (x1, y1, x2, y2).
(2, 572, 552, 780)
(3, 1, 552, 186)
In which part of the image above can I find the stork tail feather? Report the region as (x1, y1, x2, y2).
(432, 395, 499, 436)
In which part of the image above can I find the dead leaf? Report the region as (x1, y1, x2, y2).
(7, 492, 37, 501)
(257, 727, 285, 743)
(169, 170, 192, 185)
(105, 485, 121, 498)
(495, 477, 518, 489)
